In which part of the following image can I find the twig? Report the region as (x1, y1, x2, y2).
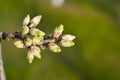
(0, 43, 6, 80)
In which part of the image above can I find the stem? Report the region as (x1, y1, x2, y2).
(0, 43, 6, 80)
(0, 32, 62, 48)
(0, 32, 25, 41)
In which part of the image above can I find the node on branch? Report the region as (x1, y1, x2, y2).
(0, 14, 76, 64)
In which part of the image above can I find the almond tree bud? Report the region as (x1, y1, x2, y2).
(32, 36, 41, 45)
(62, 34, 76, 41)
(27, 49, 34, 64)
(29, 15, 42, 28)
(33, 46, 41, 59)
(53, 24, 64, 38)
(24, 37, 32, 47)
(60, 40, 75, 47)
(48, 43, 61, 53)
(21, 26, 29, 35)
(30, 28, 45, 37)
(23, 14, 30, 26)
(14, 40, 25, 48)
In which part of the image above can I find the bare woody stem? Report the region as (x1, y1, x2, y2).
(0, 31, 62, 47)
(0, 43, 6, 80)
(0, 32, 25, 41)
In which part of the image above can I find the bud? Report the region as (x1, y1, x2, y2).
(23, 14, 30, 26)
(14, 40, 25, 48)
(29, 15, 42, 27)
(33, 46, 41, 59)
(21, 26, 29, 35)
(48, 43, 61, 53)
(30, 28, 45, 37)
(27, 49, 34, 64)
(24, 37, 32, 47)
(62, 34, 76, 41)
(32, 36, 41, 45)
(53, 24, 64, 38)
(60, 40, 75, 47)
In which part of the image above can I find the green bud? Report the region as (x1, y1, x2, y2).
(60, 40, 75, 47)
(14, 40, 25, 48)
(27, 49, 34, 64)
(23, 14, 30, 26)
(30, 28, 45, 36)
(29, 15, 42, 27)
(24, 37, 32, 47)
(32, 46, 41, 59)
(53, 24, 64, 38)
(48, 43, 61, 53)
(27, 46, 41, 63)
(62, 34, 76, 41)
(32, 36, 42, 45)
(21, 26, 29, 35)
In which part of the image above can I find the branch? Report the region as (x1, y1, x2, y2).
(0, 32, 24, 41)
(0, 43, 6, 80)
(0, 14, 76, 64)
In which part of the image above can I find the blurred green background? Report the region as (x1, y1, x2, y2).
(0, 0, 120, 80)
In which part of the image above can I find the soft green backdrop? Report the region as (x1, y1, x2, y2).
(0, 0, 120, 80)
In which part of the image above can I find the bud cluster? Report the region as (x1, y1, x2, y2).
(13, 14, 76, 63)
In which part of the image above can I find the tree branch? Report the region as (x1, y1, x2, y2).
(0, 43, 6, 80)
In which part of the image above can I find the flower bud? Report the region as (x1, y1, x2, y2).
(62, 34, 76, 41)
(24, 37, 32, 47)
(23, 14, 30, 26)
(14, 40, 25, 48)
(33, 46, 41, 59)
(30, 28, 45, 37)
(53, 24, 64, 38)
(27, 49, 34, 64)
(29, 15, 42, 28)
(60, 40, 75, 47)
(48, 43, 61, 53)
(32, 36, 41, 45)
(21, 26, 29, 35)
